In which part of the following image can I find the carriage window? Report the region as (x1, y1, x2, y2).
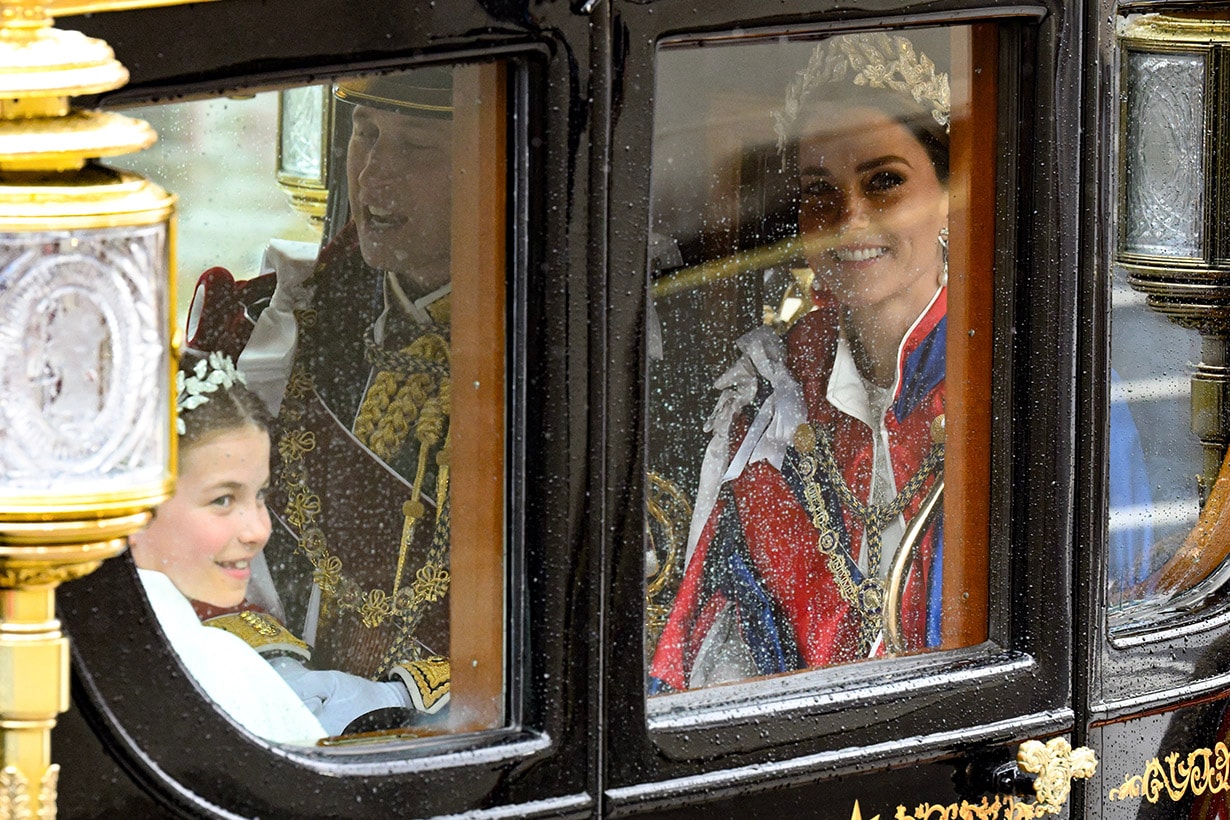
(644, 26, 994, 693)
(1109, 29, 1230, 630)
(120, 62, 508, 743)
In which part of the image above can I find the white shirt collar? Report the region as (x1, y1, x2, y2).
(374, 274, 451, 344)
(824, 286, 943, 425)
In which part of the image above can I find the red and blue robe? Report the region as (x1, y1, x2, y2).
(650, 290, 947, 692)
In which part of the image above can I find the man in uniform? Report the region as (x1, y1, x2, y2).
(189, 67, 456, 719)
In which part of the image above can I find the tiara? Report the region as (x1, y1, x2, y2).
(774, 32, 951, 152)
(175, 352, 246, 435)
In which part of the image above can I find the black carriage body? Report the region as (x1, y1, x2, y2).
(42, 0, 1230, 817)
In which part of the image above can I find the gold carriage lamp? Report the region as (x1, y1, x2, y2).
(0, 0, 187, 814)
(276, 84, 329, 225)
(1118, 13, 1230, 503)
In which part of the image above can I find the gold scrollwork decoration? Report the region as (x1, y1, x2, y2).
(0, 563, 100, 589)
(852, 795, 1082, 820)
(1018, 737, 1098, 812)
(848, 738, 1097, 820)
(1108, 742, 1230, 803)
(850, 800, 879, 820)
(0, 764, 59, 820)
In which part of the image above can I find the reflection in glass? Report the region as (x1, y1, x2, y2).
(647, 29, 985, 693)
(1107, 282, 1199, 614)
(1110, 25, 1230, 626)
(279, 84, 327, 181)
(129, 65, 508, 743)
(277, 84, 330, 224)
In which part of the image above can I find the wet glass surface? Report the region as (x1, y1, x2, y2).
(644, 27, 990, 694)
(1108, 41, 1230, 630)
(123, 64, 508, 744)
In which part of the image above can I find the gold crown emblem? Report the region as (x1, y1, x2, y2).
(774, 32, 951, 151)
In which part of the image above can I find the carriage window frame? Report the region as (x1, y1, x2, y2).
(54, 41, 596, 815)
(600, 12, 1077, 802)
(84, 59, 522, 751)
(1092, 14, 1230, 718)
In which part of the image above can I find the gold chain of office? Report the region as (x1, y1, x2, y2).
(275, 308, 451, 673)
(793, 421, 943, 655)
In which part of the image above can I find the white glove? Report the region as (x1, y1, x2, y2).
(267, 657, 414, 735)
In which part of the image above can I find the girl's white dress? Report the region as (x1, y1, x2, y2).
(137, 568, 327, 745)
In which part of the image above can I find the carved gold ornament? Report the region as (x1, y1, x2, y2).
(1018, 737, 1098, 812)
(0, 765, 58, 820)
(1108, 742, 1230, 804)
(849, 801, 880, 820)
(848, 737, 1098, 819)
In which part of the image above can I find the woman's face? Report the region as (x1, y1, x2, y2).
(129, 425, 272, 608)
(797, 105, 948, 313)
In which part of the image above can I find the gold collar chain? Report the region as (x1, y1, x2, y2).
(274, 310, 451, 674)
(792, 422, 943, 655)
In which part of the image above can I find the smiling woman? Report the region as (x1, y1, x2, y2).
(129, 399, 273, 608)
(645, 28, 988, 693)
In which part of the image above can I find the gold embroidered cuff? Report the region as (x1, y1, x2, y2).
(203, 611, 312, 662)
(386, 655, 450, 714)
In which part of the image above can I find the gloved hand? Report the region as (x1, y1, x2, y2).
(267, 656, 415, 735)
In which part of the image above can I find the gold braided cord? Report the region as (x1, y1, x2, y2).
(391, 377, 451, 595)
(368, 372, 433, 460)
(416, 377, 451, 453)
(354, 331, 448, 460)
(352, 370, 401, 446)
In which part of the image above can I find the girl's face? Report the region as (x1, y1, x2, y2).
(130, 425, 272, 608)
(797, 105, 949, 314)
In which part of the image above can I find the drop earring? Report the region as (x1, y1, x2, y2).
(938, 226, 949, 288)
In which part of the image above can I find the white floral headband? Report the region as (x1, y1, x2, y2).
(175, 352, 246, 435)
(773, 31, 951, 153)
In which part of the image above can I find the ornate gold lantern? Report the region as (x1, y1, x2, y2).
(0, 1, 177, 815)
(276, 84, 329, 224)
(1118, 13, 1230, 501)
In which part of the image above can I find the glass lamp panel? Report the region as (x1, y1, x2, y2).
(279, 85, 326, 182)
(0, 224, 170, 497)
(1121, 49, 1207, 260)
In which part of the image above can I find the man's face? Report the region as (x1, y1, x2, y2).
(347, 105, 453, 291)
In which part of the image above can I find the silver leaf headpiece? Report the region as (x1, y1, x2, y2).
(175, 351, 246, 435)
(774, 32, 951, 153)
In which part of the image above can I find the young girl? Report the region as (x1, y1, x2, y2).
(129, 352, 431, 743)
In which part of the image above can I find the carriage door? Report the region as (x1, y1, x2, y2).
(601, 0, 1095, 815)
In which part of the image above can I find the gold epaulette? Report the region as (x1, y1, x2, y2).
(387, 655, 450, 714)
(203, 611, 312, 662)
